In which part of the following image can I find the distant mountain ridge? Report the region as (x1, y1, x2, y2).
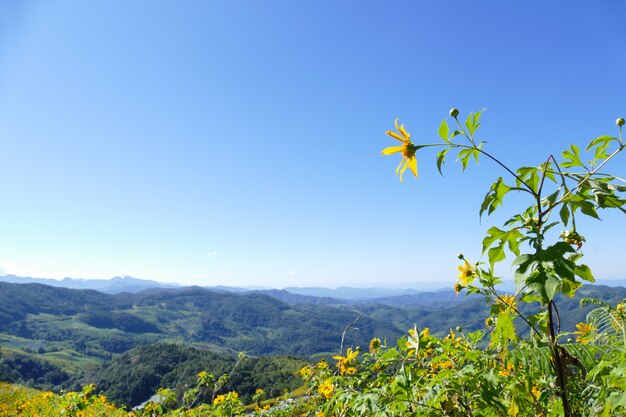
(0, 274, 181, 294)
(3, 273, 626, 299)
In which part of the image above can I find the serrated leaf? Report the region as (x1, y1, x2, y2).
(561, 144, 585, 168)
(489, 309, 516, 352)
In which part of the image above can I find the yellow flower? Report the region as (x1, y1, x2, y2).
(333, 347, 359, 375)
(344, 366, 357, 376)
(574, 322, 597, 344)
(405, 326, 420, 354)
(531, 386, 541, 399)
(299, 366, 312, 378)
(317, 359, 328, 369)
(382, 119, 418, 181)
(214, 394, 226, 405)
(499, 362, 515, 377)
(369, 337, 381, 354)
(318, 378, 334, 399)
(457, 260, 476, 285)
(255, 388, 264, 395)
(616, 303, 625, 314)
(497, 294, 517, 312)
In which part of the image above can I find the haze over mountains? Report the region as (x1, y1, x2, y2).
(0, 274, 447, 299)
(2, 273, 626, 300)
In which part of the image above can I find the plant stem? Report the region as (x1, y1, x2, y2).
(547, 301, 573, 417)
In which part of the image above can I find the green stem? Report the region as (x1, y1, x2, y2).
(544, 144, 625, 216)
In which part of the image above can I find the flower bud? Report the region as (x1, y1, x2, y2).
(455, 326, 463, 332)
(449, 108, 459, 118)
(617, 117, 625, 127)
(457, 253, 464, 260)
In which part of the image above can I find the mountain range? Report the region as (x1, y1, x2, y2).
(1, 279, 625, 407)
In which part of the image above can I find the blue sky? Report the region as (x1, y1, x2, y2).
(0, 1, 624, 288)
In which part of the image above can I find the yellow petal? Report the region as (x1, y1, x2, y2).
(386, 130, 406, 142)
(398, 124, 410, 140)
(395, 158, 406, 176)
(407, 156, 418, 179)
(381, 145, 404, 155)
(399, 158, 409, 181)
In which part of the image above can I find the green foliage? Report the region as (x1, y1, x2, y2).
(379, 109, 626, 416)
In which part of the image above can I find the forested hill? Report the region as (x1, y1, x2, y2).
(1, 281, 625, 405)
(0, 282, 401, 358)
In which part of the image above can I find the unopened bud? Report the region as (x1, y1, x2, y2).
(455, 326, 463, 332)
(449, 108, 459, 118)
(617, 117, 625, 127)
(457, 253, 464, 260)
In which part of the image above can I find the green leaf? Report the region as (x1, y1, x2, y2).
(542, 221, 560, 233)
(586, 135, 618, 152)
(479, 177, 512, 218)
(488, 245, 506, 267)
(575, 264, 595, 282)
(506, 229, 524, 256)
(489, 309, 516, 353)
(473, 108, 485, 127)
(561, 144, 585, 168)
(560, 279, 582, 298)
(482, 227, 506, 253)
(513, 254, 536, 287)
(438, 119, 450, 142)
(578, 200, 601, 219)
(458, 148, 473, 171)
(465, 112, 476, 137)
(516, 166, 541, 192)
(542, 190, 560, 207)
(436, 148, 451, 176)
(450, 129, 464, 139)
(559, 204, 570, 227)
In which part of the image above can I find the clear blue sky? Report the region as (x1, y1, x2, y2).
(0, 1, 624, 288)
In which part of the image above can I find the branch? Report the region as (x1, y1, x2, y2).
(339, 315, 361, 355)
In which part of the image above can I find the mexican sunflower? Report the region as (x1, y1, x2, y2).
(574, 322, 597, 344)
(382, 119, 418, 181)
(457, 260, 476, 285)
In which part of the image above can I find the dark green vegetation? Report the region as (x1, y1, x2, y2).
(1, 281, 624, 407)
(79, 343, 307, 407)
